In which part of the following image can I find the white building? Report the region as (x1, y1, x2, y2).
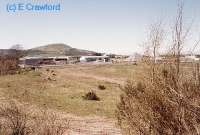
(80, 56, 110, 63)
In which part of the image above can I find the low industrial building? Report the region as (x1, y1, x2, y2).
(79, 56, 110, 63)
(155, 54, 200, 63)
(19, 56, 80, 67)
(19, 55, 111, 67)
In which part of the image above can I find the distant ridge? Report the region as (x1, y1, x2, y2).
(0, 44, 98, 57)
(27, 43, 97, 56)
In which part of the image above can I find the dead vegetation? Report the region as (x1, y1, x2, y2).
(83, 91, 100, 101)
(0, 55, 19, 76)
(117, 1, 200, 134)
(0, 101, 69, 135)
(98, 85, 106, 90)
(117, 65, 200, 135)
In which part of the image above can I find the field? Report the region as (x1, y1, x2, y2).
(0, 63, 142, 134)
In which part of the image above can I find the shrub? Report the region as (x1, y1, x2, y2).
(83, 91, 100, 101)
(0, 101, 31, 135)
(98, 85, 106, 90)
(0, 101, 69, 135)
(0, 55, 19, 75)
(34, 110, 68, 135)
(117, 65, 200, 135)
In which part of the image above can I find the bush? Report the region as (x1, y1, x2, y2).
(0, 55, 19, 75)
(34, 110, 68, 135)
(117, 65, 200, 135)
(83, 91, 100, 101)
(0, 101, 30, 135)
(98, 85, 106, 90)
(0, 101, 69, 135)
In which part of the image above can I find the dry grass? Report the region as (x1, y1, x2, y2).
(0, 100, 69, 135)
(75, 64, 143, 79)
(0, 64, 138, 118)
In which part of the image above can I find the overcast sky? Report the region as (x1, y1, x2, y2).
(0, 0, 200, 54)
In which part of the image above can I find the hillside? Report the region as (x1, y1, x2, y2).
(27, 43, 97, 56)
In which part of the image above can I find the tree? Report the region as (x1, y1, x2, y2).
(10, 44, 23, 50)
(171, 0, 191, 76)
(149, 21, 164, 64)
(143, 21, 164, 80)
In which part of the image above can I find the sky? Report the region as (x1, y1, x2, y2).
(0, 0, 200, 54)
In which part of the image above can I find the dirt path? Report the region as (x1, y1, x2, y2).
(68, 72, 125, 85)
(65, 115, 121, 135)
(56, 68, 125, 85)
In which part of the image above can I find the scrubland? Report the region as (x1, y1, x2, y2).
(0, 64, 139, 118)
(0, 63, 143, 134)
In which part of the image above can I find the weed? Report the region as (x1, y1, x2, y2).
(83, 91, 100, 101)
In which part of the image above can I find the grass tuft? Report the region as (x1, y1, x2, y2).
(83, 91, 100, 101)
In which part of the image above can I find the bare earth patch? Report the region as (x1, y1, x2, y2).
(65, 115, 121, 135)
